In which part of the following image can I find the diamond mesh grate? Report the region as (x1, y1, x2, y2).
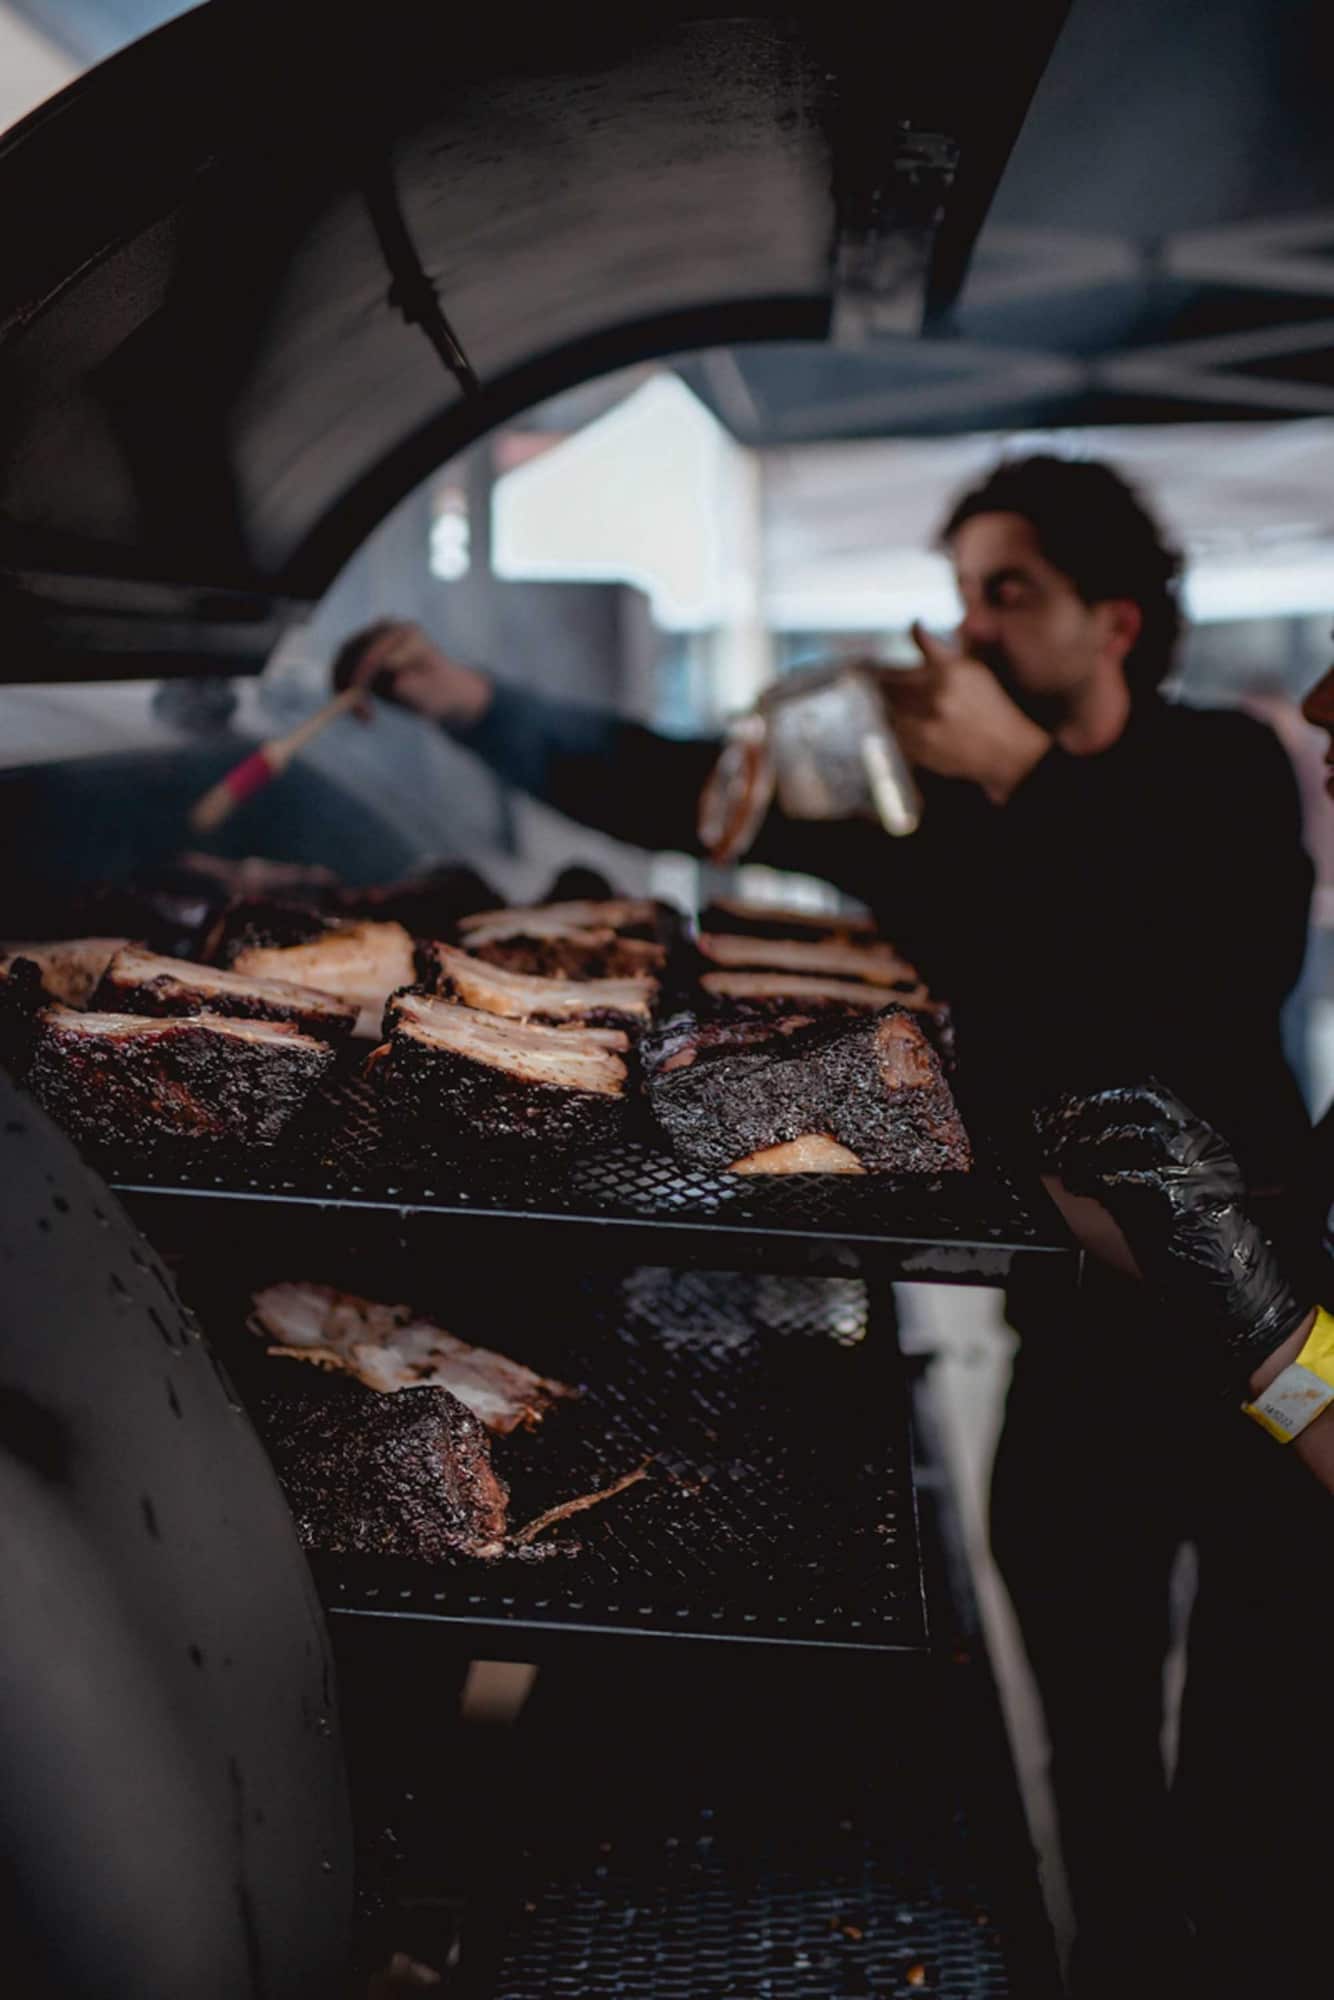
(482, 1808, 1013, 2000)
(211, 1267, 929, 1653)
(110, 1070, 1072, 1281)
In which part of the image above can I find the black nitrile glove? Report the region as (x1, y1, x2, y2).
(1036, 1080, 1312, 1393)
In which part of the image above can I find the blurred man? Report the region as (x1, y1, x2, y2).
(337, 457, 1314, 1996)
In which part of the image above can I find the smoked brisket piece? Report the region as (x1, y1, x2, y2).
(228, 920, 417, 1038)
(0, 937, 129, 1007)
(695, 929, 920, 988)
(699, 896, 879, 944)
(26, 1007, 335, 1153)
(334, 863, 498, 936)
(462, 897, 671, 943)
(644, 1004, 972, 1174)
(0, 954, 45, 1078)
(699, 968, 930, 1013)
(697, 971, 956, 1070)
(94, 945, 358, 1039)
(458, 899, 678, 979)
(369, 990, 630, 1153)
(249, 1281, 577, 1433)
(415, 940, 656, 1033)
(255, 1372, 509, 1560)
(203, 897, 340, 965)
(468, 927, 666, 980)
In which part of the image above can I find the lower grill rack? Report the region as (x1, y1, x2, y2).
(212, 1268, 930, 1656)
(479, 1808, 1011, 2000)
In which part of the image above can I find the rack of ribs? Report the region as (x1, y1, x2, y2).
(0, 937, 130, 1007)
(94, 945, 358, 1039)
(643, 1004, 972, 1175)
(25, 1007, 336, 1152)
(415, 940, 657, 1034)
(224, 920, 417, 1038)
(457, 900, 672, 979)
(699, 969, 931, 1013)
(695, 929, 921, 989)
(249, 1281, 577, 1433)
(255, 1372, 510, 1560)
(367, 990, 631, 1153)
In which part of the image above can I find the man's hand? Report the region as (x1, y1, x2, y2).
(880, 624, 1051, 805)
(331, 620, 493, 727)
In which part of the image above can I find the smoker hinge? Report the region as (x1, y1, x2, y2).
(831, 124, 960, 343)
(364, 159, 481, 398)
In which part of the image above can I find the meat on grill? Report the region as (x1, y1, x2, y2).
(0, 937, 130, 1007)
(695, 930, 920, 988)
(368, 990, 630, 1152)
(461, 897, 666, 943)
(457, 899, 676, 978)
(469, 926, 666, 980)
(255, 1373, 509, 1560)
(0, 953, 46, 1077)
(203, 898, 339, 964)
(25, 1007, 336, 1152)
(249, 1281, 577, 1433)
(415, 940, 657, 1033)
(228, 920, 417, 1038)
(94, 945, 358, 1039)
(334, 863, 498, 936)
(699, 969, 931, 1013)
(699, 897, 878, 944)
(644, 1005, 972, 1174)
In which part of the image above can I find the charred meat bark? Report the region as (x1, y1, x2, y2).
(0, 954, 45, 1077)
(333, 864, 498, 935)
(695, 930, 920, 988)
(644, 1005, 972, 1174)
(94, 945, 358, 1039)
(255, 1372, 509, 1560)
(249, 1281, 578, 1433)
(369, 991, 630, 1152)
(0, 937, 129, 1007)
(228, 920, 417, 1038)
(467, 927, 666, 980)
(415, 940, 656, 1033)
(26, 1007, 336, 1152)
(457, 899, 677, 978)
(203, 898, 340, 965)
(697, 971, 956, 1070)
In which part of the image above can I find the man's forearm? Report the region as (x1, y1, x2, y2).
(449, 677, 720, 854)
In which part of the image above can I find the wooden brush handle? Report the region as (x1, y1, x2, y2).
(187, 686, 361, 835)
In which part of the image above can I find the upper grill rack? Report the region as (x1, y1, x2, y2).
(112, 1071, 1073, 1281)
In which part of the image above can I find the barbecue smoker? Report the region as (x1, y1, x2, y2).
(0, 6, 1087, 1995)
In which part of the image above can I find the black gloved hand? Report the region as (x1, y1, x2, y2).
(1036, 1080, 1312, 1392)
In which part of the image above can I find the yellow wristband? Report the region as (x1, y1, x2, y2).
(1243, 1307, 1334, 1444)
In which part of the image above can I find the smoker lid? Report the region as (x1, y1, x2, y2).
(0, 0, 1066, 677)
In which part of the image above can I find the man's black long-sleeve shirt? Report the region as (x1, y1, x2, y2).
(455, 680, 1314, 1185)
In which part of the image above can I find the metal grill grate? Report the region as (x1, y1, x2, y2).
(482, 1808, 1012, 2000)
(111, 1072, 1072, 1281)
(213, 1268, 929, 1654)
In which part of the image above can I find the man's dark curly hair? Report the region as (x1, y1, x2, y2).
(938, 455, 1184, 696)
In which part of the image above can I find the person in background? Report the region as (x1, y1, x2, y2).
(1027, 654, 1334, 1994)
(335, 457, 1314, 1998)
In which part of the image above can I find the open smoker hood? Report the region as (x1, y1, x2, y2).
(0, 0, 1066, 679)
